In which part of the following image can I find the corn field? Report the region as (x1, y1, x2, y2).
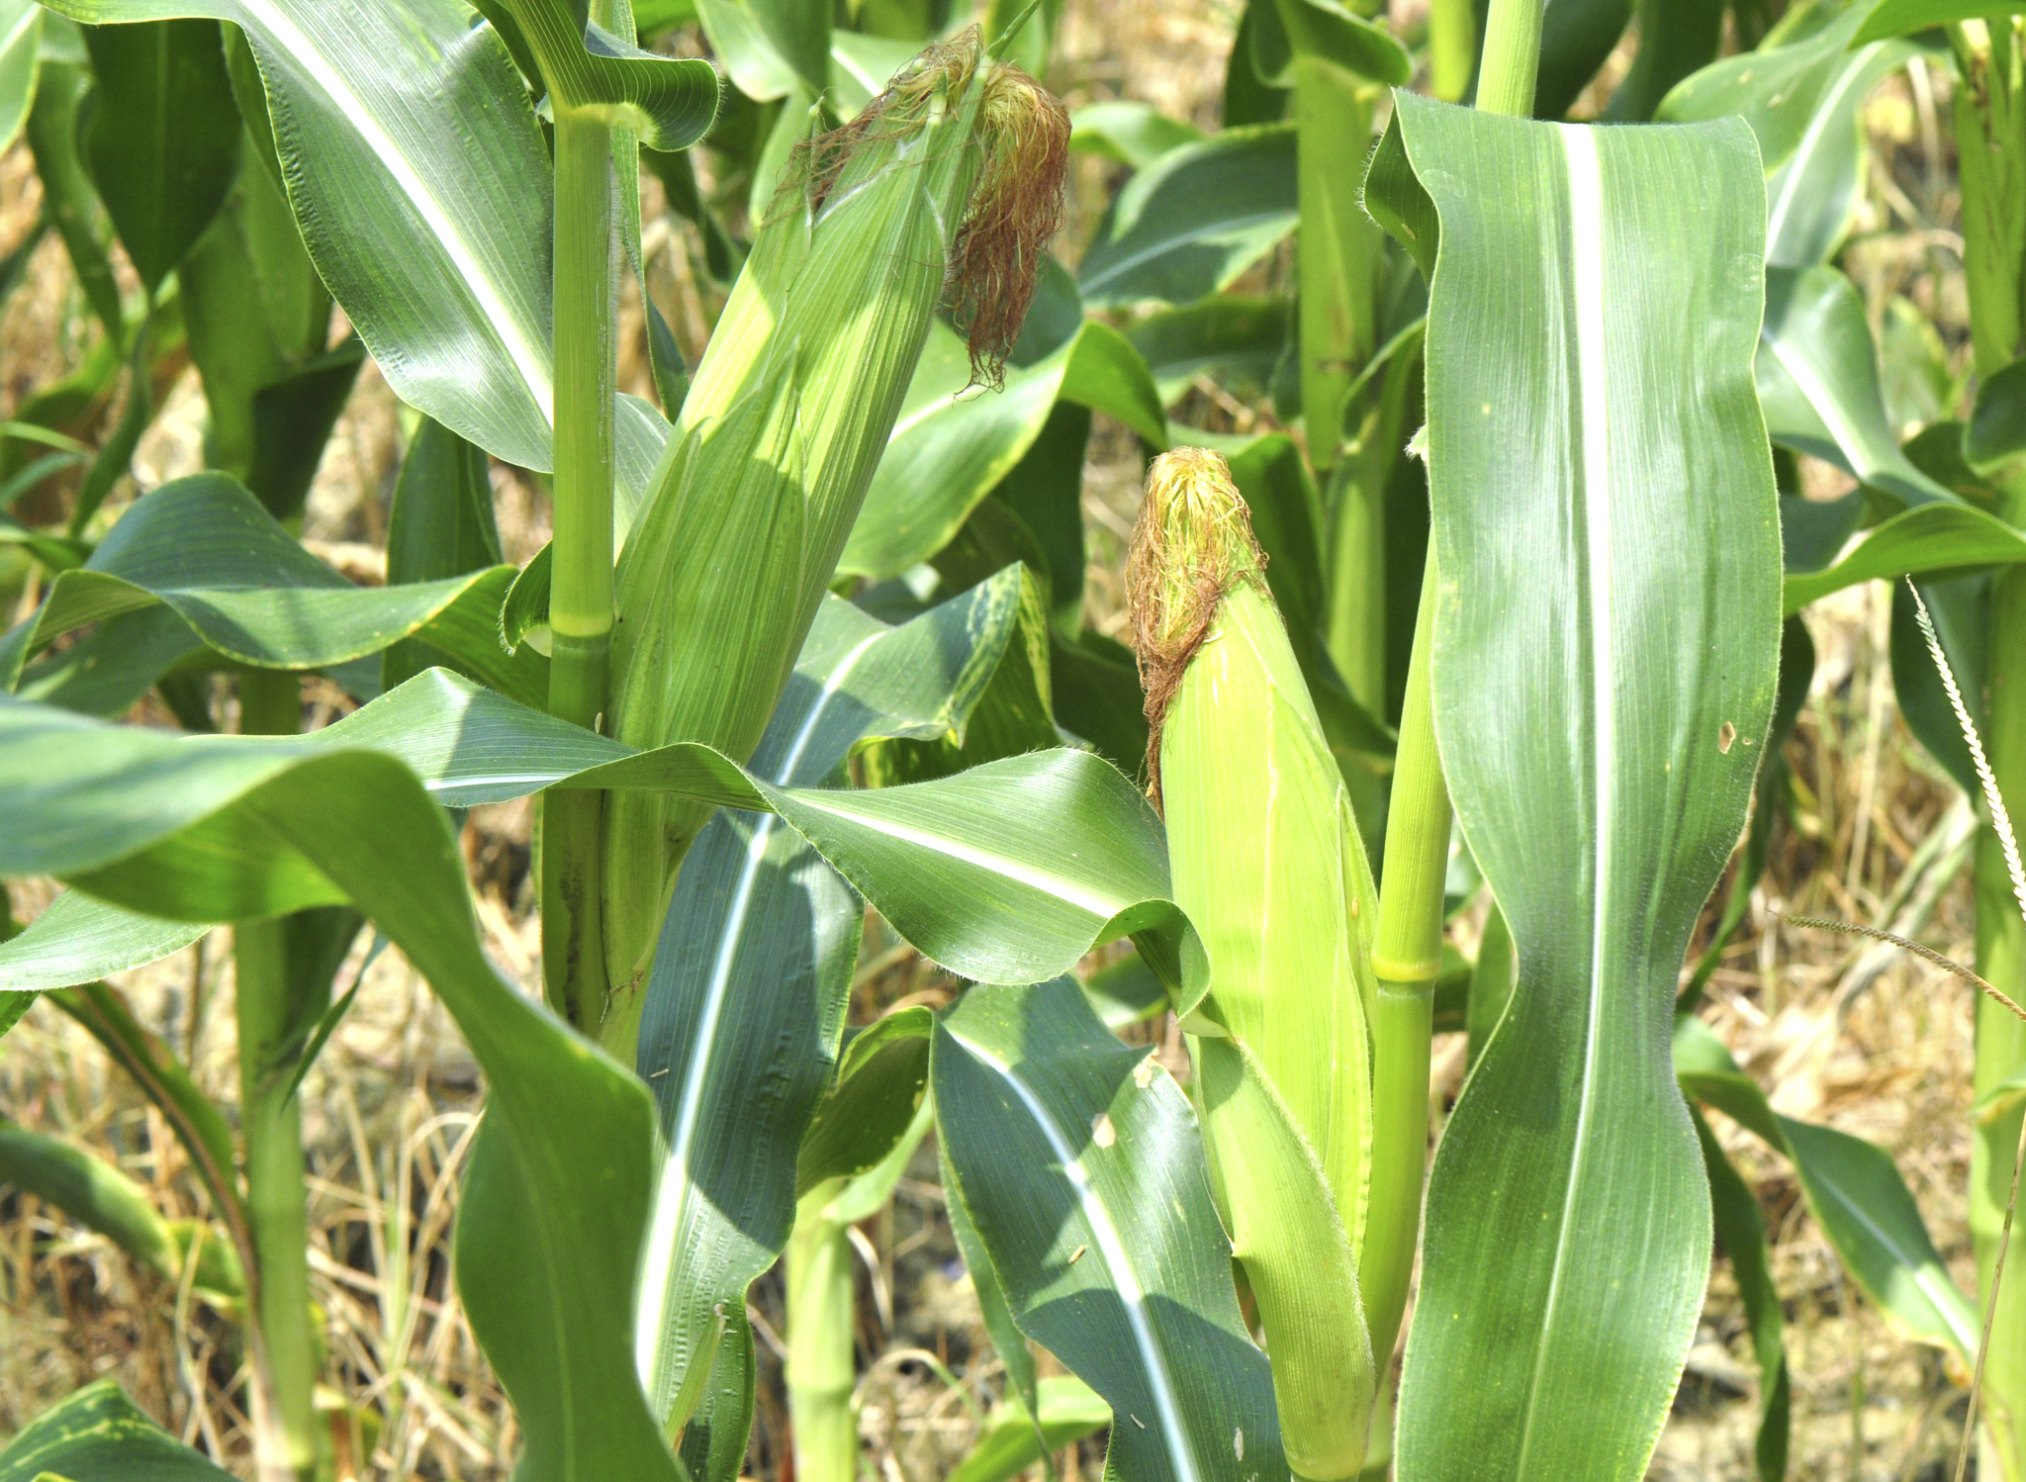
(1, 0, 2025, 1478)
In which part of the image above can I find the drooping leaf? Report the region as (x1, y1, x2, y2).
(24, 62, 122, 341)
(840, 318, 1166, 580)
(1069, 99, 1204, 169)
(632, 574, 1039, 1445)
(1693, 1109, 1792, 1482)
(0, 699, 687, 1482)
(1660, 7, 1914, 266)
(1759, 266, 1961, 509)
(383, 418, 505, 692)
(945, 1376, 1112, 1482)
(0, 474, 546, 707)
(694, 0, 826, 101)
(1367, 96, 1781, 1478)
(0, 890, 208, 991)
(0, 1381, 237, 1480)
(1674, 1015, 1979, 1356)
(933, 977, 1291, 1482)
(1781, 500, 2026, 612)
(39, 0, 674, 497)
(1078, 124, 1297, 309)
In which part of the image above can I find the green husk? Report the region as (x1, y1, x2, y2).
(596, 31, 1067, 1046)
(1129, 448, 1380, 1480)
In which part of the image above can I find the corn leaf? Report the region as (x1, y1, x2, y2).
(38, 0, 684, 494)
(0, 0, 39, 154)
(0, 698, 686, 1482)
(1759, 265, 1960, 509)
(1661, 6, 1915, 266)
(1675, 1015, 1980, 1357)
(1855, 0, 2026, 41)
(1078, 124, 1296, 309)
(1692, 1108, 1792, 1482)
(945, 1375, 1111, 1482)
(0, 1381, 236, 1480)
(1366, 96, 1782, 1478)
(0, 890, 207, 991)
(0, 474, 546, 707)
(78, 17, 239, 293)
(632, 574, 1043, 1449)
(1782, 502, 2026, 612)
(933, 977, 1291, 1482)
(841, 318, 1167, 581)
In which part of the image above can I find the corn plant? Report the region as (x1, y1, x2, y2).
(3, 0, 2026, 1478)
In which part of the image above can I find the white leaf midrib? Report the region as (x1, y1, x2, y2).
(1511, 123, 1614, 1478)
(947, 1028, 1203, 1482)
(241, 0, 554, 419)
(632, 629, 885, 1388)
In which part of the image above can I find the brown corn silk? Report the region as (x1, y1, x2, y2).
(597, 32, 1068, 1024)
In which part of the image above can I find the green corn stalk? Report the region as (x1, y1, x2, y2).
(597, 31, 1068, 1053)
(1949, 18, 2026, 1476)
(1129, 449, 1379, 1480)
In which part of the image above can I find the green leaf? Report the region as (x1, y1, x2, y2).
(1759, 266, 1960, 509)
(0, 1123, 239, 1295)
(0, 474, 546, 707)
(1126, 296, 1291, 406)
(694, 0, 825, 101)
(1069, 99, 1204, 169)
(383, 419, 505, 692)
(0, 1381, 236, 1480)
(1660, 7, 1913, 266)
(632, 576, 1036, 1440)
(1674, 1015, 1980, 1356)
(946, 1376, 1111, 1482)
(1604, 0, 1724, 122)
(1529, 0, 1629, 118)
(80, 18, 240, 292)
(933, 977, 1292, 1482)
(180, 149, 347, 517)
(0, 890, 208, 991)
(1078, 124, 1296, 308)
(1367, 95, 1782, 1478)
(1693, 1109, 1791, 1482)
(25, 63, 122, 341)
(1967, 356, 2026, 473)
(1781, 500, 2026, 612)
(39, 0, 672, 497)
(1251, 0, 1412, 86)
(0, 1123, 179, 1274)
(840, 319, 1166, 580)
(1855, 0, 2026, 41)
(0, 698, 687, 1482)
(488, 0, 718, 150)
(0, 0, 42, 152)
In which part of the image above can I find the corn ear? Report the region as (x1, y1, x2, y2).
(1129, 448, 1379, 1481)
(598, 31, 1068, 1030)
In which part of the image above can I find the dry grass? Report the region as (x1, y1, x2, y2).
(0, 5, 2008, 1480)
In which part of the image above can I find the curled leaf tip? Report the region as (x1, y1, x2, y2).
(1126, 448, 1268, 802)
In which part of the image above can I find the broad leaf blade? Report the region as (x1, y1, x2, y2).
(41, 0, 674, 494)
(632, 576, 1035, 1449)
(0, 1381, 235, 1480)
(933, 977, 1290, 1482)
(1369, 96, 1782, 1478)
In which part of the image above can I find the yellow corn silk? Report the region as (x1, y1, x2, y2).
(596, 30, 1068, 1038)
(1129, 448, 1381, 1481)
